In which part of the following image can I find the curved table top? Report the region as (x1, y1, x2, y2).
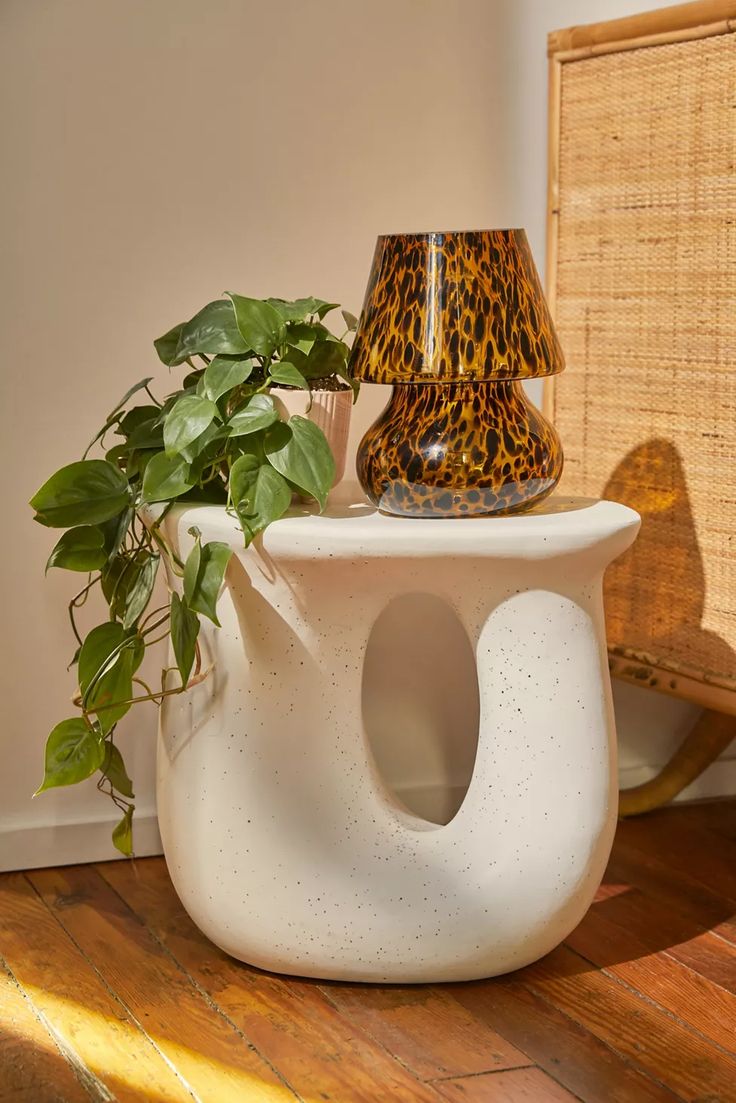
(165, 483, 640, 562)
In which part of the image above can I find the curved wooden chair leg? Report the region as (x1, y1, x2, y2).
(618, 708, 736, 817)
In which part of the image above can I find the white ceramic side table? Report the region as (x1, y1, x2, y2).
(158, 487, 639, 983)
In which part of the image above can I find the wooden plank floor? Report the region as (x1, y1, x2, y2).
(2, 800, 736, 1102)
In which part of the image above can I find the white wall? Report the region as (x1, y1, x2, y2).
(0, 0, 517, 869)
(1, 0, 726, 872)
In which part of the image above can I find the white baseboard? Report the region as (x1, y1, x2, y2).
(0, 813, 162, 873)
(1, 759, 734, 874)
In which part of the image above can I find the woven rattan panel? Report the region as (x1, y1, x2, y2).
(551, 30, 736, 696)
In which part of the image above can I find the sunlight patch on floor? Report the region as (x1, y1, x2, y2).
(593, 881, 631, 902)
(16, 983, 297, 1102)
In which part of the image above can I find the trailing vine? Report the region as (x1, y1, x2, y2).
(30, 294, 358, 854)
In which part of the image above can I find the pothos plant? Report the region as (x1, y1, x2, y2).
(30, 293, 358, 856)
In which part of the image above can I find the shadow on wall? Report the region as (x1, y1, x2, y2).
(602, 437, 735, 685)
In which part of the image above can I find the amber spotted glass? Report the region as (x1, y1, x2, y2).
(350, 229, 565, 517)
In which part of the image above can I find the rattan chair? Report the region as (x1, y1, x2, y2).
(544, 0, 736, 813)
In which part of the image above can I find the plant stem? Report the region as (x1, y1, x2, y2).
(148, 508, 184, 572)
(138, 604, 170, 630)
(79, 663, 211, 714)
(68, 575, 101, 646)
(141, 613, 170, 638)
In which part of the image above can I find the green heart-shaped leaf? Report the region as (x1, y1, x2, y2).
(46, 526, 107, 573)
(36, 718, 105, 793)
(31, 460, 130, 528)
(112, 806, 134, 856)
(285, 321, 329, 354)
(177, 420, 228, 465)
(183, 534, 232, 626)
(101, 742, 134, 799)
(203, 356, 253, 402)
(104, 551, 160, 628)
(154, 322, 184, 366)
(170, 300, 249, 363)
(265, 297, 339, 323)
(120, 415, 165, 453)
(121, 553, 159, 629)
(117, 405, 160, 438)
(227, 294, 286, 359)
(230, 456, 292, 544)
(164, 395, 218, 457)
(78, 622, 127, 696)
(269, 361, 309, 390)
(170, 592, 200, 685)
(304, 339, 357, 398)
(227, 394, 279, 437)
(304, 339, 348, 378)
(265, 416, 334, 509)
(99, 507, 134, 561)
(78, 623, 143, 734)
(101, 555, 133, 620)
(141, 452, 196, 502)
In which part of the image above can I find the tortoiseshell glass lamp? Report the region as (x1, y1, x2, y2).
(350, 229, 565, 517)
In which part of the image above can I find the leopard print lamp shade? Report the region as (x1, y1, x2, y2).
(350, 229, 563, 384)
(350, 230, 565, 517)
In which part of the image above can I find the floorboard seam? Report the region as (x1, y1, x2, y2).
(6, 802, 734, 1103)
(314, 981, 461, 1092)
(315, 982, 536, 1094)
(446, 1004, 589, 1103)
(564, 935, 736, 1060)
(525, 951, 712, 1101)
(594, 957, 736, 1062)
(0, 951, 111, 1103)
(423, 1063, 538, 1083)
(22, 872, 203, 1103)
(657, 939, 736, 1004)
(94, 863, 304, 1103)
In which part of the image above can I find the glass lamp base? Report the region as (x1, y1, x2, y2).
(357, 381, 563, 517)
